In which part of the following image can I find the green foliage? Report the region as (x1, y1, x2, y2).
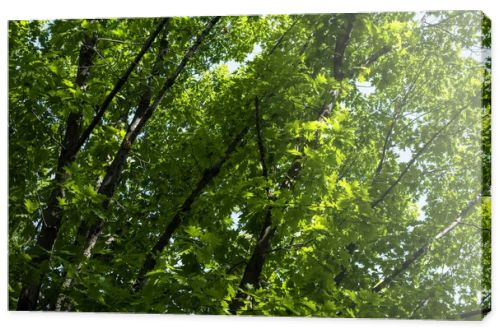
(8, 12, 490, 318)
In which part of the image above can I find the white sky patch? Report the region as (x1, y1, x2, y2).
(223, 44, 262, 73)
(395, 147, 413, 163)
(225, 60, 241, 73)
(461, 46, 488, 63)
(433, 265, 451, 275)
(417, 193, 428, 221)
(229, 211, 241, 230)
(355, 81, 376, 96)
(413, 11, 442, 26)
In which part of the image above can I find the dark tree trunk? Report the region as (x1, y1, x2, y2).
(54, 17, 221, 300)
(134, 124, 249, 291)
(228, 14, 357, 314)
(229, 97, 273, 313)
(53, 25, 171, 309)
(17, 18, 170, 311)
(16, 32, 98, 311)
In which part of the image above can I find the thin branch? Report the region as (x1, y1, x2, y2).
(409, 298, 429, 319)
(75, 18, 170, 153)
(254, 96, 269, 180)
(372, 106, 401, 181)
(267, 17, 300, 56)
(97, 37, 143, 45)
(91, 46, 123, 79)
(265, 239, 316, 255)
(372, 195, 480, 292)
(28, 109, 64, 149)
(227, 259, 248, 274)
(371, 106, 466, 208)
(370, 58, 433, 183)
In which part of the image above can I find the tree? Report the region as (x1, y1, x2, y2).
(9, 11, 490, 318)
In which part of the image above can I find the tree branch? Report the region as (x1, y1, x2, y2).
(267, 17, 300, 56)
(229, 97, 274, 313)
(371, 106, 466, 208)
(17, 31, 98, 311)
(254, 97, 269, 180)
(372, 195, 480, 292)
(229, 14, 358, 314)
(372, 106, 400, 181)
(75, 18, 170, 154)
(134, 124, 249, 291)
(333, 14, 356, 80)
(348, 45, 392, 78)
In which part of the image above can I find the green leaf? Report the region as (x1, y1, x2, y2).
(185, 225, 201, 238)
(62, 78, 74, 88)
(24, 198, 38, 214)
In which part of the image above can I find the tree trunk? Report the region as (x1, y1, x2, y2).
(229, 14, 358, 314)
(16, 32, 98, 311)
(17, 19, 170, 311)
(54, 17, 221, 303)
(134, 124, 249, 291)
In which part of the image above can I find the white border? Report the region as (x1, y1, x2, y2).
(1, 1, 498, 333)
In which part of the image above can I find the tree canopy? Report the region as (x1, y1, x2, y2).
(8, 11, 491, 319)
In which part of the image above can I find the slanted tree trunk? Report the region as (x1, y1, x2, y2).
(229, 14, 358, 314)
(229, 97, 273, 313)
(17, 19, 169, 311)
(16, 32, 98, 311)
(132, 18, 303, 291)
(53, 17, 221, 306)
(133, 124, 249, 291)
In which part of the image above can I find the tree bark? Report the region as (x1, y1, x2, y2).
(17, 19, 170, 311)
(229, 14, 358, 314)
(332, 14, 356, 81)
(134, 124, 249, 291)
(54, 17, 221, 300)
(16, 32, 98, 311)
(229, 97, 273, 313)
